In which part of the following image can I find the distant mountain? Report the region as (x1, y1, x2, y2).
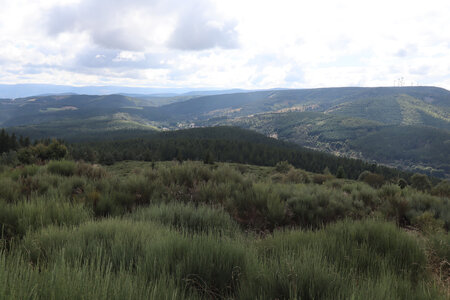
(154, 86, 450, 128)
(0, 84, 256, 99)
(2, 85, 449, 177)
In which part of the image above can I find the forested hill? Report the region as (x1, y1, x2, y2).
(1, 86, 449, 127)
(70, 126, 412, 182)
(203, 111, 450, 178)
(2, 86, 449, 177)
(155, 86, 450, 125)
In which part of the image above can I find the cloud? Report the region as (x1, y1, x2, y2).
(44, 0, 239, 51)
(395, 45, 418, 57)
(410, 65, 431, 75)
(75, 48, 166, 69)
(167, 6, 239, 50)
(1, 0, 450, 90)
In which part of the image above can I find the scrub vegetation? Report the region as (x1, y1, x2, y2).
(0, 157, 449, 299)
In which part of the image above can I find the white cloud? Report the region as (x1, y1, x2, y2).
(0, 0, 449, 89)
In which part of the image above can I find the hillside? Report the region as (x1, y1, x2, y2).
(2, 86, 449, 127)
(2, 86, 449, 177)
(203, 112, 450, 177)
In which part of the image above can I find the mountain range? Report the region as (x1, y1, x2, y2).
(1, 86, 449, 177)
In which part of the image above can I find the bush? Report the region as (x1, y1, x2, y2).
(283, 169, 310, 184)
(0, 177, 19, 203)
(411, 173, 432, 192)
(361, 172, 385, 188)
(286, 185, 353, 227)
(75, 162, 107, 180)
(275, 161, 293, 173)
(130, 202, 240, 235)
(312, 174, 332, 185)
(0, 198, 91, 241)
(412, 212, 444, 233)
(22, 219, 251, 297)
(398, 178, 408, 189)
(47, 160, 76, 176)
(431, 180, 450, 197)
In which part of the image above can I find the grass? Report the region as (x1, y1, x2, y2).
(0, 160, 448, 299)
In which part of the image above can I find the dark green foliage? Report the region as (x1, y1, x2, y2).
(70, 127, 412, 182)
(336, 165, 346, 178)
(16, 140, 67, 164)
(398, 178, 408, 189)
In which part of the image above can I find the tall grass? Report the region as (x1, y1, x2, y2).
(0, 160, 448, 298)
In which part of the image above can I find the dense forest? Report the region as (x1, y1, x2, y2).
(67, 127, 418, 182)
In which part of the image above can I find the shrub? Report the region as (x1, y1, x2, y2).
(75, 162, 107, 180)
(431, 180, 450, 197)
(0, 177, 19, 203)
(0, 198, 91, 241)
(47, 160, 76, 176)
(10, 165, 39, 180)
(22, 219, 251, 298)
(362, 172, 385, 188)
(130, 202, 240, 234)
(287, 185, 353, 227)
(411, 173, 432, 192)
(312, 174, 332, 185)
(336, 166, 346, 178)
(275, 161, 292, 173)
(412, 212, 444, 233)
(398, 178, 408, 189)
(284, 169, 310, 184)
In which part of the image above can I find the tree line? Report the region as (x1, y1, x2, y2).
(69, 127, 413, 181)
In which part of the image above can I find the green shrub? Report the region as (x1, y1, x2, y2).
(412, 212, 445, 233)
(23, 219, 251, 298)
(362, 172, 385, 188)
(0, 177, 19, 203)
(75, 162, 107, 180)
(10, 164, 39, 180)
(275, 161, 293, 173)
(312, 174, 332, 185)
(0, 198, 91, 240)
(252, 220, 434, 299)
(411, 173, 432, 192)
(287, 185, 354, 227)
(284, 169, 310, 184)
(130, 202, 240, 235)
(47, 160, 76, 176)
(431, 180, 450, 197)
(0, 252, 193, 300)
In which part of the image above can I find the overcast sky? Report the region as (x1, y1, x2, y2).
(1, 0, 450, 89)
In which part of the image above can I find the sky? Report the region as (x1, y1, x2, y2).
(1, 0, 450, 90)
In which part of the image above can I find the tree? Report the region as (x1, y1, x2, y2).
(336, 166, 346, 179)
(203, 151, 214, 164)
(398, 178, 408, 189)
(47, 140, 68, 160)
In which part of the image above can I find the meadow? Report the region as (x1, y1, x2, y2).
(0, 160, 449, 299)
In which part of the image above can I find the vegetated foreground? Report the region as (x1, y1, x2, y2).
(0, 159, 449, 299)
